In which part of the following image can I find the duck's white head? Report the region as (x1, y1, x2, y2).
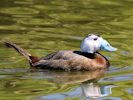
(81, 34, 117, 53)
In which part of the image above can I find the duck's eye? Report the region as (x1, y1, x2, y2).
(93, 38, 98, 41)
(107, 44, 109, 46)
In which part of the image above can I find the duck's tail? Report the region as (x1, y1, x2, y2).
(5, 42, 39, 66)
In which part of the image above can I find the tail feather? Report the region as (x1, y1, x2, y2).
(5, 41, 39, 64)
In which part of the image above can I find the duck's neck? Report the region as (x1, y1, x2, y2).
(84, 52, 96, 59)
(74, 51, 96, 59)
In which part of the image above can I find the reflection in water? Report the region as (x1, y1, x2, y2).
(39, 83, 115, 100)
(81, 82, 115, 100)
(47, 69, 106, 84)
(1, 68, 132, 100)
(30, 69, 115, 100)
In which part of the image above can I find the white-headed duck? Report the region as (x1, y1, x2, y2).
(5, 34, 117, 71)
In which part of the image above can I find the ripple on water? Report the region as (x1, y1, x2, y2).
(100, 74, 133, 82)
(0, 0, 133, 100)
(97, 97, 123, 100)
(0, 7, 39, 15)
(126, 88, 133, 94)
(38, 88, 82, 100)
(108, 66, 133, 73)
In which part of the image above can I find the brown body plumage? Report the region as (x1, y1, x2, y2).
(5, 42, 109, 71)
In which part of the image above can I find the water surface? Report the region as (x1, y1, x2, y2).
(0, 0, 133, 100)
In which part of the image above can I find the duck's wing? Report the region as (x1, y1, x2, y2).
(32, 51, 109, 70)
(41, 50, 79, 60)
(41, 50, 96, 60)
(32, 51, 94, 70)
(41, 52, 59, 60)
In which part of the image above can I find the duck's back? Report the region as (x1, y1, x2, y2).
(33, 51, 109, 71)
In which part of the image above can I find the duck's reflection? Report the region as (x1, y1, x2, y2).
(81, 82, 115, 100)
(39, 82, 115, 100)
(37, 69, 116, 100)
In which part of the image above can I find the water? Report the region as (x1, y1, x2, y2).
(0, 0, 133, 100)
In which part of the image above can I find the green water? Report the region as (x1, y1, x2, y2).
(0, 0, 133, 100)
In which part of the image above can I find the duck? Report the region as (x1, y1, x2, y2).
(5, 34, 117, 71)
